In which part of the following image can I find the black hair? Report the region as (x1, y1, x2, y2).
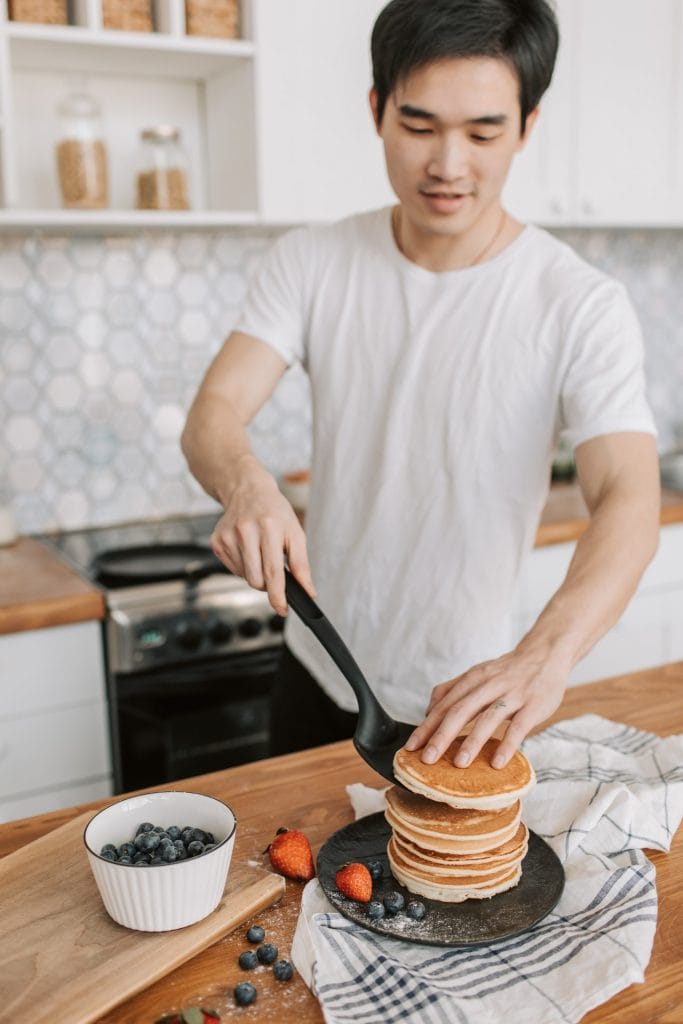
(371, 0, 559, 132)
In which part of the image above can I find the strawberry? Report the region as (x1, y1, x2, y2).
(266, 827, 315, 881)
(335, 862, 373, 903)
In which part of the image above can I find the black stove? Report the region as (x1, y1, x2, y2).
(40, 513, 284, 792)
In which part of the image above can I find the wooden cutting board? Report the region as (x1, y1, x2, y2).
(0, 811, 285, 1023)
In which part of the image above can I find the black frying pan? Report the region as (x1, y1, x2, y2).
(284, 569, 413, 786)
(92, 543, 225, 587)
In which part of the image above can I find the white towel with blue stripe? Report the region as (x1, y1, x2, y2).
(291, 715, 683, 1024)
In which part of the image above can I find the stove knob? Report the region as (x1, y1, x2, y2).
(208, 618, 233, 644)
(175, 622, 204, 650)
(239, 617, 263, 638)
(269, 614, 285, 633)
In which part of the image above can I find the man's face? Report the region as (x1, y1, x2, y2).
(371, 56, 535, 240)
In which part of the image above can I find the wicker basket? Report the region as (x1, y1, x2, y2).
(185, 0, 240, 39)
(102, 0, 153, 32)
(8, 0, 67, 24)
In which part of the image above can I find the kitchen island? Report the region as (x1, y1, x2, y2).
(1, 661, 682, 1023)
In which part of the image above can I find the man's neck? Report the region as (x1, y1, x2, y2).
(392, 203, 522, 273)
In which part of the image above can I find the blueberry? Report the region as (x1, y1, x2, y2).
(383, 891, 405, 915)
(152, 825, 165, 833)
(238, 950, 258, 970)
(135, 822, 154, 836)
(406, 900, 426, 920)
(118, 856, 133, 865)
(173, 840, 188, 861)
(133, 852, 150, 864)
(367, 860, 383, 881)
(256, 943, 278, 965)
(188, 827, 208, 844)
(272, 959, 294, 982)
(204, 831, 215, 845)
(367, 900, 385, 920)
(160, 844, 178, 863)
(187, 840, 204, 858)
(166, 825, 182, 841)
(100, 844, 117, 860)
(117, 842, 136, 859)
(246, 925, 265, 943)
(158, 837, 173, 850)
(133, 859, 150, 867)
(181, 827, 194, 844)
(234, 982, 257, 1006)
(135, 831, 160, 853)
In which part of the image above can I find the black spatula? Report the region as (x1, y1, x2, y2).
(284, 569, 414, 786)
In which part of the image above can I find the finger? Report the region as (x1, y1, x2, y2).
(415, 693, 494, 765)
(490, 713, 536, 769)
(234, 520, 266, 591)
(286, 528, 316, 598)
(406, 667, 491, 751)
(451, 699, 519, 768)
(260, 526, 287, 616)
(210, 530, 244, 578)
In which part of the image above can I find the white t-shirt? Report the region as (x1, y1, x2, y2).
(236, 207, 656, 723)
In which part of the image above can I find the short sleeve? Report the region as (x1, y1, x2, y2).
(559, 280, 657, 450)
(233, 227, 312, 366)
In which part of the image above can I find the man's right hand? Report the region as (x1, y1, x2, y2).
(209, 457, 315, 617)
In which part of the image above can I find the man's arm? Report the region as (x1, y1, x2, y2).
(181, 331, 315, 615)
(404, 432, 661, 768)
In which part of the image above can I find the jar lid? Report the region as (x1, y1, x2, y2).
(141, 126, 181, 141)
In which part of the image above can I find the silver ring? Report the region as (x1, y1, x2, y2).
(493, 700, 508, 710)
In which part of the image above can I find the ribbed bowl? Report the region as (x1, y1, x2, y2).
(83, 791, 236, 932)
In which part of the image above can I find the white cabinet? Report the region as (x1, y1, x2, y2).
(504, 0, 683, 226)
(511, 523, 683, 686)
(253, 0, 392, 223)
(0, 620, 112, 822)
(0, 0, 393, 232)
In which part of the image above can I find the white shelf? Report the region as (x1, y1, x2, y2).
(0, 208, 265, 233)
(5, 22, 255, 78)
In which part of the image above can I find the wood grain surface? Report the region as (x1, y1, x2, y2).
(535, 484, 683, 546)
(0, 810, 285, 1023)
(0, 537, 104, 634)
(1, 662, 682, 1023)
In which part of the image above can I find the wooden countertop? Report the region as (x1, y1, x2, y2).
(535, 484, 683, 545)
(2, 661, 682, 1024)
(0, 537, 104, 636)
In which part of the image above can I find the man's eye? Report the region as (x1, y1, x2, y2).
(402, 124, 432, 135)
(471, 134, 498, 143)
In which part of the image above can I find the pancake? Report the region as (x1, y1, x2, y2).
(389, 819, 528, 876)
(387, 836, 522, 902)
(393, 738, 535, 809)
(385, 787, 521, 852)
(391, 821, 529, 869)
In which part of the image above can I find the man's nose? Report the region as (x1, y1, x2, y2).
(426, 135, 468, 181)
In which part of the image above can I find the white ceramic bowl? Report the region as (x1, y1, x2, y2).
(83, 791, 236, 932)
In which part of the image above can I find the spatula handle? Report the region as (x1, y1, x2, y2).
(284, 569, 399, 749)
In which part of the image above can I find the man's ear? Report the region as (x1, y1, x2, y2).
(369, 87, 382, 135)
(517, 107, 540, 151)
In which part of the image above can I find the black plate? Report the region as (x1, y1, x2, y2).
(317, 812, 564, 947)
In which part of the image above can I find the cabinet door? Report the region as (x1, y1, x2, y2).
(253, 0, 394, 222)
(503, 0, 576, 224)
(575, 0, 680, 224)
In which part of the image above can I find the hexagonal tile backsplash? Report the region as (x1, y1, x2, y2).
(0, 227, 682, 535)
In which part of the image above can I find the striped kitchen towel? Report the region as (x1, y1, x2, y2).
(291, 715, 683, 1024)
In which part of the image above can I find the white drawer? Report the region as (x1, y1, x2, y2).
(0, 701, 111, 800)
(0, 621, 106, 718)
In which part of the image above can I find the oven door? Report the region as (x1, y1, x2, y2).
(109, 648, 282, 793)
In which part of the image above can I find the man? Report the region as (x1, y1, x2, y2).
(181, 0, 660, 770)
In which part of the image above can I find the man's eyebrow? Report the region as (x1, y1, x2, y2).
(397, 104, 508, 127)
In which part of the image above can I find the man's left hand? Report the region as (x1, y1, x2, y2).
(404, 646, 569, 769)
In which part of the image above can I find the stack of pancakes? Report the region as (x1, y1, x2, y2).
(387, 738, 535, 902)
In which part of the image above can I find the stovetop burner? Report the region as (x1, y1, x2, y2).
(39, 512, 223, 585)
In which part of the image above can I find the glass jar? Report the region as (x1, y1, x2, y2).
(135, 126, 190, 211)
(55, 84, 109, 209)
